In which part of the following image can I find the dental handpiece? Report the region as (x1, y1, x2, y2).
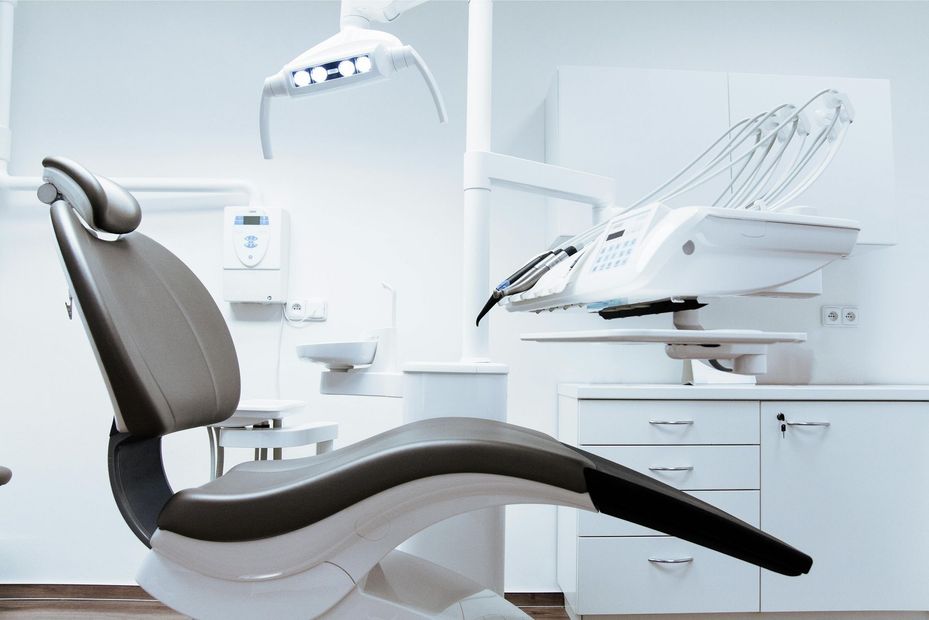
(503, 247, 577, 296)
(475, 246, 580, 326)
(475, 251, 553, 326)
(475, 218, 612, 326)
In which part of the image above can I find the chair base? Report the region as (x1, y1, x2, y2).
(324, 550, 528, 619)
(138, 547, 528, 620)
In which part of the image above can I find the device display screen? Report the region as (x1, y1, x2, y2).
(234, 215, 269, 226)
(607, 230, 625, 241)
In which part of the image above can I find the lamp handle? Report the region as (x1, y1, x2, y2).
(392, 45, 448, 124)
(259, 78, 276, 160)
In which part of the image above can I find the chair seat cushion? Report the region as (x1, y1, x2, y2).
(157, 417, 591, 542)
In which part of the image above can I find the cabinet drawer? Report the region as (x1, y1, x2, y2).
(576, 537, 760, 615)
(578, 400, 758, 445)
(578, 490, 759, 537)
(589, 446, 759, 490)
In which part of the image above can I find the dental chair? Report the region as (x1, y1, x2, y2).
(41, 156, 812, 620)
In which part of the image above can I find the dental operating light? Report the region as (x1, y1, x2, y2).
(259, 13, 447, 159)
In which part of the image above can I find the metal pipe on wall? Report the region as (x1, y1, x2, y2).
(0, 0, 17, 169)
(0, 0, 259, 207)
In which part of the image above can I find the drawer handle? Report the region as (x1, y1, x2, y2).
(648, 557, 694, 564)
(786, 421, 831, 427)
(649, 420, 694, 426)
(648, 466, 694, 472)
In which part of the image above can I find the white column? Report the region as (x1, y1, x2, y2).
(399, 0, 507, 594)
(460, 0, 493, 362)
(401, 362, 508, 593)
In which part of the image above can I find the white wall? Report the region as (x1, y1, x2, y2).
(0, 0, 927, 592)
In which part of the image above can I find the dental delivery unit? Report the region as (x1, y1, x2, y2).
(481, 89, 860, 378)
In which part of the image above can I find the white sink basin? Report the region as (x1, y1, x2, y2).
(297, 339, 378, 370)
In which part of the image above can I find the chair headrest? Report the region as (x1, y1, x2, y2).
(38, 157, 141, 235)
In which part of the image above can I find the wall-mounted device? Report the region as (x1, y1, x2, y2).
(223, 206, 290, 304)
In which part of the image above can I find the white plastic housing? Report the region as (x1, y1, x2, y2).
(276, 28, 400, 99)
(223, 207, 290, 304)
(400, 362, 509, 591)
(502, 203, 860, 314)
(296, 338, 378, 370)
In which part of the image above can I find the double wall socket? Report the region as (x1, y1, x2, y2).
(286, 298, 327, 322)
(821, 305, 858, 327)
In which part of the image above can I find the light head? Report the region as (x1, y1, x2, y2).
(259, 27, 447, 159)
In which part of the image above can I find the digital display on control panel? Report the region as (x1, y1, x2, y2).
(591, 215, 646, 273)
(235, 215, 269, 226)
(606, 230, 625, 241)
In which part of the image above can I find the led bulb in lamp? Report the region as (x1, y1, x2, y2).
(310, 66, 329, 83)
(355, 55, 372, 73)
(338, 60, 356, 77)
(293, 70, 311, 87)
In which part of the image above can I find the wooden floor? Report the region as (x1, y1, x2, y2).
(0, 586, 568, 619)
(507, 593, 569, 619)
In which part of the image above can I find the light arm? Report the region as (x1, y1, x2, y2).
(340, 0, 432, 28)
(390, 45, 447, 123)
(259, 79, 275, 159)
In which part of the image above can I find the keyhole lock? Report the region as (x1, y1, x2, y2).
(776, 412, 786, 437)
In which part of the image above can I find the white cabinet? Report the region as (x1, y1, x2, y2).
(760, 401, 929, 612)
(558, 393, 762, 617)
(557, 384, 929, 618)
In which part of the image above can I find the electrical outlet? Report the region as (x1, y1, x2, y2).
(285, 299, 308, 321)
(285, 298, 327, 322)
(821, 306, 841, 326)
(841, 306, 859, 326)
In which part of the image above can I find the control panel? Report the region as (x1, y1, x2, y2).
(223, 207, 290, 304)
(589, 208, 651, 275)
(233, 213, 271, 267)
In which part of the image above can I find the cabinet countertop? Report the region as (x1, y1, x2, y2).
(558, 384, 929, 401)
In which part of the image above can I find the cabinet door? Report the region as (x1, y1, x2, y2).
(761, 401, 929, 612)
